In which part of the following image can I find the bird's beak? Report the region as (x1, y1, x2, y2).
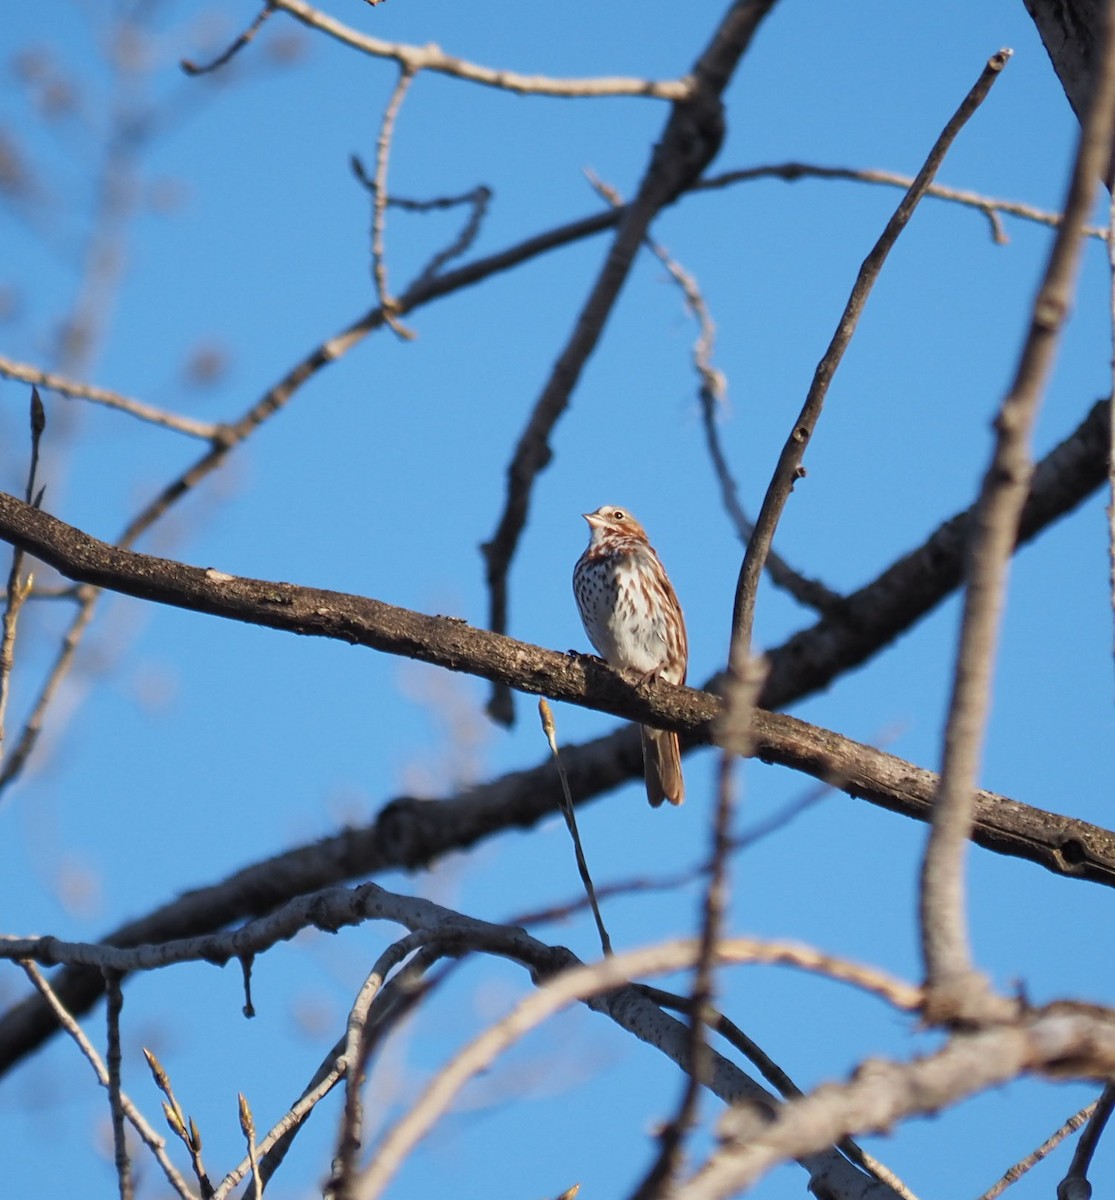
(582, 511, 600, 527)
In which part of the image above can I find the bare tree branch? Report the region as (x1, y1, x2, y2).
(1024, 0, 1114, 183)
(328, 932, 428, 1200)
(700, 162, 1113, 243)
(18, 963, 194, 1200)
(0, 354, 223, 440)
(352, 934, 919, 1200)
(1058, 1084, 1115, 1199)
(0, 487, 1109, 912)
(104, 971, 133, 1200)
(181, 1, 277, 76)
(585, 168, 842, 613)
(1, 144, 1094, 794)
(976, 1099, 1095, 1199)
(270, 0, 694, 99)
(538, 700, 612, 956)
(679, 1007, 1115, 1200)
(368, 67, 417, 339)
(920, 4, 1115, 1018)
(0, 390, 43, 766)
(725, 48, 1012, 690)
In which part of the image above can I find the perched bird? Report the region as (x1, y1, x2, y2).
(573, 505, 689, 806)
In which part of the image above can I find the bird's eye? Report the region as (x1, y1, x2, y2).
(612, 509, 626, 521)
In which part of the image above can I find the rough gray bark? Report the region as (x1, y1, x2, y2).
(1024, 0, 1115, 179)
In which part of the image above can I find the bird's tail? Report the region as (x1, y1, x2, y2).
(641, 726, 684, 807)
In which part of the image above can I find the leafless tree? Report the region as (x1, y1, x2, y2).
(3, 3, 1115, 1198)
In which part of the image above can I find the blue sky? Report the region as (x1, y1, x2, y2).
(2, 2, 1114, 1197)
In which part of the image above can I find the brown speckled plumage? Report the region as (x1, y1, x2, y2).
(573, 505, 688, 806)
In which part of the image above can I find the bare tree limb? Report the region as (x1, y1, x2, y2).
(700, 162, 1113, 243)
(643, 984, 923, 1200)
(1024, 0, 1114, 184)
(16, 894, 921, 1199)
(328, 932, 427, 1200)
(678, 1007, 1115, 1200)
(725, 48, 1012, 690)
(352, 933, 920, 1200)
(976, 1099, 1095, 1199)
(104, 970, 133, 1200)
(368, 67, 417, 340)
(0, 390, 43, 766)
(0, 144, 1095, 793)
(270, 0, 694, 99)
(0, 486, 1109, 913)
(181, 1, 277, 76)
(0, 354, 223, 440)
(18, 963, 194, 1200)
(1058, 1084, 1115, 1199)
(920, 5, 1115, 1019)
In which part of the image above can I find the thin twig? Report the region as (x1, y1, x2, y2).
(698, 162, 1112, 244)
(538, 700, 612, 955)
(0, 354, 224, 441)
(104, 971, 133, 1200)
(1057, 1085, 1115, 1199)
(632, 753, 740, 1199)
(698, 392, 842, 612)
(270, 0, 693, 99)
(328, 932, 428, 1200)
(351, 171, 495, 290)
(920, 18, 1115, 1018)
(144, 1047, 214, 1197)
(0, 390, 44, 764)
(724, 49, 1013, 698)
(404, 187, 493, 290)
(647, 221, 842, 612)
(975, 1099, 1097, 1200)
(585, 169, 841, 614)
(234, 1060, 343, 1195)
(644, 655, 765, 1192)
(181, 2, 277, 75)
(761, 396, 1109, 707)
(17, 963, 194, 1200)
(369, 68, 418, 340)
(0, 584, 98, 793)
(212, 1015, 355, 1200)
(238, 1093, 262, 1200)
(513, 776, 833, 932)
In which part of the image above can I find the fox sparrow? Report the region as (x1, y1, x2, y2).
(573, 505, 689, 806)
